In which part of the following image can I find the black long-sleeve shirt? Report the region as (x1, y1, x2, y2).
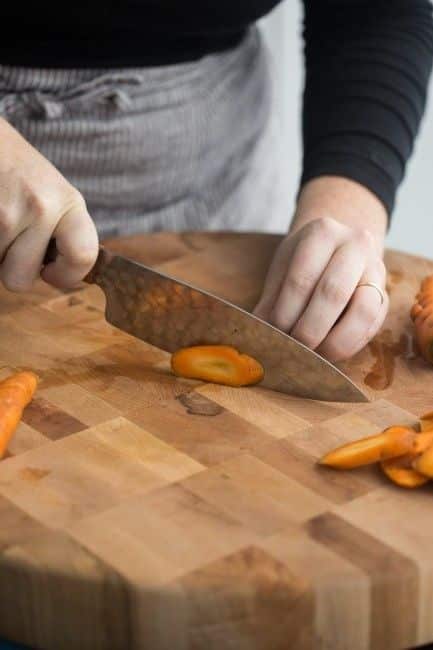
(1, 1, 432, 215)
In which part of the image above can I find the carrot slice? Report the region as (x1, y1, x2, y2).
(318, 426, 416, 470)
(380, 431, 433, 488)
(420, 411, 433, 432)
(412, 430, 433, 454)
(0, 371, 38, 459)
(171, 345, 264, 387)
(413, 435, 433, 478)
(381, 456, 429, 488)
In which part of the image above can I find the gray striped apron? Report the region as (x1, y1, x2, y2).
(0, 28, 288, 239)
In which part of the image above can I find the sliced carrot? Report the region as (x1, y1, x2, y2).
(0, 371, 38, 459)
(318, 426, 417, 470)
(413, 438, 433, 478)
(380, 431, 433, 488)
(411, 430, 433, 454)
(420, 411, 433, 432)
(381, 456, 429, 488)
(171, 345, 264, 387)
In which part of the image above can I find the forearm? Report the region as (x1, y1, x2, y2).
(291, 176, 388, 253)
(301, 0, 433, 217)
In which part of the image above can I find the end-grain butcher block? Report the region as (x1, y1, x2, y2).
(0, 232, 432, 650)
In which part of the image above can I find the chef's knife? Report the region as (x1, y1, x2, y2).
(45, 243, 367, 402)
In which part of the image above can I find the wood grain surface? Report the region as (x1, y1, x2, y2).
(0, 232, 433, 650)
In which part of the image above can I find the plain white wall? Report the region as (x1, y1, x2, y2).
(260, 1, 433, 258)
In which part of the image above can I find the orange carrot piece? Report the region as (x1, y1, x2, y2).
(420, 411, 433, 432)
(318, 426, 416, 470)
(380, 431, 433, 488)
(411, 431, 433, 454)
(413, 438, 433, 478)
(411, 275, 433, 363)
(381, 456, 429, 488)
(171, 345, 264, 387)
(0, 371, 38, 459)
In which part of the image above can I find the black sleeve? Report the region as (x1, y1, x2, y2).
(300, 0, 433, 217)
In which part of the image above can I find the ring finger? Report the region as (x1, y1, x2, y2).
(290, 242, 367, 349)
(317, 264, 388, 361)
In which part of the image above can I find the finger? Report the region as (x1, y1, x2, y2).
(266, 218, 347, 332)
(0, 225, 53, 292)
(41, 204, 99, 289)
(317, 262, 388, 361)
(253, 235, 299, 319)
(290, 240, 368, 350)
(0, 210, 29, 263)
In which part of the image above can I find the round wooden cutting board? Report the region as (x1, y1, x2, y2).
(0, 232, 433, 650)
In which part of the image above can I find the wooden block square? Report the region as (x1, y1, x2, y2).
(63, 343, 188, 410)
(0, 530, 129, 650)
(196, 384, 310, 439)
(6, 421, 49, 456)
(333, 488, 433, 644)
(250, 437, 373, 505)
(261, 525, 370, 650)
(167, 545, 314, 650)
(306, 511, 419, 650)
(284, 412, 379, 461)
(181, 454, 329, 535)
(0, 494, 48, 551)
(69, 484, 255, 579)
(0, 418, 182, 528)
(22, 396, 87, 440)
(40, 382, 121, 427)
(127, 393, 274, 467)
(350, 398, 418, 430)
(0, 322, 73, 370)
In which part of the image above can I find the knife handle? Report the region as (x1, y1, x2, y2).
(43, 239, 113, 285)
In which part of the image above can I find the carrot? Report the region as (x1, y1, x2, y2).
(413, 430, 433, 478)
(381, 456, 429, 488)
(420, 411, 433, 432)
(380, 431, 433, 488)
(411, 275, 433, 363)
(0, 371, 38, 459)
(171, 345, 264, 387)
(318, 426, 416, 470)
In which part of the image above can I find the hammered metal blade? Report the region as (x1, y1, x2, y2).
(92, 252, 368, 403)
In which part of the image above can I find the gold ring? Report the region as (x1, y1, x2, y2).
(357, 282, 386, 306)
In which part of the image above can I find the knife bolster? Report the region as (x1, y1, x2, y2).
(84, 247, 114, 285)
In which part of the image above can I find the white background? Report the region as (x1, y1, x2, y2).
(260, 1, 433, 258)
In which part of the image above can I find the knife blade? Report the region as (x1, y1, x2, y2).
(82, 247, 367, 403)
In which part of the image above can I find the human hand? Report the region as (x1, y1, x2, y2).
(254, 178, 389, 362)
(0, 118, 98, 291)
